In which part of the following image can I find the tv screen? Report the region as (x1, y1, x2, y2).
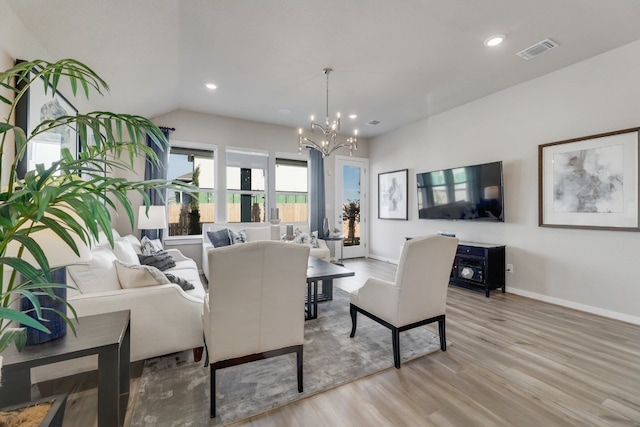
(417, 161, 504, 222)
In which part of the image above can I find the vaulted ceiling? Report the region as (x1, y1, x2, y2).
(6, 0, 640, 137)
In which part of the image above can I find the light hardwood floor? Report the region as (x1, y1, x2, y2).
(42, 258, 640, 426)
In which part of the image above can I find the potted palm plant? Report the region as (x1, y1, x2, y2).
(0, 59, 187, 364)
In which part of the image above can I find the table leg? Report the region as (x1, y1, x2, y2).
(312, 280, 318, 319)
(318, 278, 334, 301)
(119, 322, 131, 426)
(98, 347, 120, 427)
(0, 366, 31, 406)
(305, 280, 318, 320)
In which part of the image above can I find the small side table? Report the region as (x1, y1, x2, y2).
(0, 310, 131, 427)
(321, 235, 345, 265)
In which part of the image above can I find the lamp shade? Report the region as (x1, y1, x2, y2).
(5, 219, 91, 268)
(138, 205, 168, 230)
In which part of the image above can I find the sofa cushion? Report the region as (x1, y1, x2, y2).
(140, 236, 164, 255)
(68, 247, 121, 293)
(207, 229, 231, 247)
(137, 251, 176, 271)
(245, 226, 271, 242)
(113, 240, 140, 265)
(115, 260, 171, 288)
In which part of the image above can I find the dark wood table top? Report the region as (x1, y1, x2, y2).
(307, 256, 354, 281)
(2, 310, 131, 368)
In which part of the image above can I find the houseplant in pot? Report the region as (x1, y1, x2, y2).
(0, 59, 188, 389)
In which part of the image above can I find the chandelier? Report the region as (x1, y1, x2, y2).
(298, 67, 358, 158)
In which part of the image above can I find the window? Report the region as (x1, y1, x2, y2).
(226, 149, 267, 223)
(452, 167, 468, 202)
(167, 147, 215, 236)
(275, 158, 308, 222)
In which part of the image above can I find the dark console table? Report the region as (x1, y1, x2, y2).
(451, 242, 505, 297)
(0, 310, 131, 427)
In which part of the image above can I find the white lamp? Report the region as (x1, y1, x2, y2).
(138, 205, 168, 237)
(269, 208, 281, 225)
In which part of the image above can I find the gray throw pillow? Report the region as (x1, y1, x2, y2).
(137, 250, 176, 271)
(164, 273, 195, 291)
(207, 229, 231, 247)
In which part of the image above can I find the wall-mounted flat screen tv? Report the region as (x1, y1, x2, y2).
(417, 161, 504, 222)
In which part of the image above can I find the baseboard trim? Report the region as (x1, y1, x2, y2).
(367, 254, 399, 265)
(366, 254, 640, 326)
(507, 287, 640, 326)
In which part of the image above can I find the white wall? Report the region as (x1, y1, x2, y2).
(369, 40, 640, 324)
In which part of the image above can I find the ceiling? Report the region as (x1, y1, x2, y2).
(6, 0, 640, 138)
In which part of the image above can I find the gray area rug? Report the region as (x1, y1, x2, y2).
(131, 288, 445, 426)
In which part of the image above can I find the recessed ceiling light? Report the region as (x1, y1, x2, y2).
(205, 83, 217, 90)
(349, 114, 357, 119)
(484, 34, 506, 47)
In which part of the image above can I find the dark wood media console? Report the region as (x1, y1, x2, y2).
(451, 242, 505, 297)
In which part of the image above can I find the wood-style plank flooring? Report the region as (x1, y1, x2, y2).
(39, 258, 640, 426)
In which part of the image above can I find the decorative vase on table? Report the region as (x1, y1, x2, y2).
(323, 218, 330, 238)
(19, 269, 67, 345)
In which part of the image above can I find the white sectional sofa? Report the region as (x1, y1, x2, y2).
(32, 229, 205, 383)
(201, 223, 330, 281)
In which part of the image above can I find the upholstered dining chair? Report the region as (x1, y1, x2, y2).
(349, 234, 459, 368)
(202, 240, 310, 418)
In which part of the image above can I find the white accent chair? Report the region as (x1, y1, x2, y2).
(202, 240, 310, 418)
(349, 235, 459, 368)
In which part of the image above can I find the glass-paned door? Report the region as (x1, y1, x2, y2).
(335, 156, 368, 258)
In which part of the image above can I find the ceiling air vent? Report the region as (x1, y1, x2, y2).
(367, 120, 381, 126)
(516, 38, 559, 60)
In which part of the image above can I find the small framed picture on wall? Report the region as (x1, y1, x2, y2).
(378, 169, 408, 220)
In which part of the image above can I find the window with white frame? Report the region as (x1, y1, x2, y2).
(275, 157, 308, 222)
(167, 147, 215, 236)
(226, 149, 267, 223)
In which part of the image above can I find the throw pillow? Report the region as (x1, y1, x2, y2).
(113, 240, 140, 265)
(114, 260, 170, 289)
(121, 234, 142, 254)
(140, 236, 164, 255)
(228, 229, 246, 245)
(294, 231, 311, 245)
(137, 250, 176, 271)
(67, 247, 121, 293)
(310, 230, 320, 248)
(207, 229, 231, 247)
(164, 273, 195, 291)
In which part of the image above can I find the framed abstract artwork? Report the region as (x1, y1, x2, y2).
(538, 127, 640, 231)
(378, 169, 408, 220)
(14, 62, 78, 179)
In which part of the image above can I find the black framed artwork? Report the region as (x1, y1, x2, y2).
(539, 127, 640, 231)
(378, 169, 408, 220)
(14, 61, 78, 179)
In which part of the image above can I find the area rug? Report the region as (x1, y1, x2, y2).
(131, 288, 446, 426)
